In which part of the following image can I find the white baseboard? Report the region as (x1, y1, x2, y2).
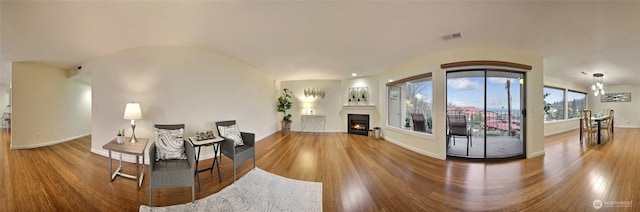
(544, 127, 579, 137)
(384, 137, 445, 160)
(11, 133, 91, 149)
(528, 150, 545, 158)
(614, 125, 640, 128)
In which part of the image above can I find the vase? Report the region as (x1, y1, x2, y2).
(281, 121, 291, 135)
(116, 136, 124, 144)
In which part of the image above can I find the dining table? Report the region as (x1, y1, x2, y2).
(580, 114, 612, 144)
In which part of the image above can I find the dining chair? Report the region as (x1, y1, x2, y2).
(581, 109, 597, 144)
(600, 109, 614, 140)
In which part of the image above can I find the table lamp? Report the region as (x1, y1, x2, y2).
(123, 102, 142, 143)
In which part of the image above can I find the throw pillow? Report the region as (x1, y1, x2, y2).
(154, 128, 187, 161)
(218, 124, 244, 146)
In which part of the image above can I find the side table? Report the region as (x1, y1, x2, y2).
(189, 136, 224, 191)
(102, 137, 149, 190)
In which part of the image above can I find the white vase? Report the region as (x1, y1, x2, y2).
(116, 136, 124, 144)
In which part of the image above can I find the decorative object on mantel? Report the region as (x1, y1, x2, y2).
(304, 88, 325, 99)
(277, 88, 294, 134)
(601, 92, 631, 102)
(348, 87, 368, 105)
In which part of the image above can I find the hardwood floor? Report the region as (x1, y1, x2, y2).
(1, 128, 638, 211)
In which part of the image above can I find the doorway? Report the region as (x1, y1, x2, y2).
(446, 69, 526, 159)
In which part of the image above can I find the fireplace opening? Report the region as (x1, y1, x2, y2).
(348, 114, 369, 136)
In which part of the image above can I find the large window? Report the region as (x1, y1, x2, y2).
(543, 87, 565, 121)
(567, 90, 587, 119)
(387, 74, 433, 134)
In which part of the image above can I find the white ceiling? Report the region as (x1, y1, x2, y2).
(2, 1, 639, 87)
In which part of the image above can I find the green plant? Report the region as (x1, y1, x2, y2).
(277, 88, 294, 123)
(117, 129, 125, 137)
(543, 92, 552, 115)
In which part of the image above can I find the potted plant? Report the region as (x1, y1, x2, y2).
(277, 88, 293, 134)
(116, 129, 125, 144)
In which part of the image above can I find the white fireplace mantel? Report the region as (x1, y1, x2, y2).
(342, 105, 377, 109)
(340, 105, 380, 133)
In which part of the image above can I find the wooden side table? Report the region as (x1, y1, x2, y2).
(103, 137, 149, 190)
(189, 136, 223, 191)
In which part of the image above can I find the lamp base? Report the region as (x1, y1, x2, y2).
(129, 122, 137, 143)
(128, 135, 138, 143)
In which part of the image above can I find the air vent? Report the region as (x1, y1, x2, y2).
(442, 32, 462, 40)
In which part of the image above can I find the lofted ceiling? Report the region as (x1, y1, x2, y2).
(1, 1, 639, 87)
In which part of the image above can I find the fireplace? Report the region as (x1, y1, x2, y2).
(348, 114, 369, 136)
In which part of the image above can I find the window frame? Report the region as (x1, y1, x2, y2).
(567, 89, 587, 119)
(543, 86, 566, 122)
(386, 73, 433, 134)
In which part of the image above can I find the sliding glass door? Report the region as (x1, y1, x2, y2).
(446, 69, 525, 159)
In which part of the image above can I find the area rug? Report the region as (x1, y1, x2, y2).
(139, 168, 322, 212)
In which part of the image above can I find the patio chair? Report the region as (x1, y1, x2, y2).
(411, 113, 426, 132)
(447, 111, 472, 156)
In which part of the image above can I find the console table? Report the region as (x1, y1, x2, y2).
(301, 115, 326, 133)
(103, 137, 149, 190)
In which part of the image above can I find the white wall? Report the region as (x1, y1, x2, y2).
(543, 76, 588, 136)
(280, 80, 342, 132)
(86, 46, 277, 162)
(11, 62, 92, 149)
(378, 47, 544, 159)
(341, 76, 380, 106)
(589, 84, 640, 128)
(0, 84, 10, 112)
(341, 76, 381, 132)
(280, 76, 381, 133)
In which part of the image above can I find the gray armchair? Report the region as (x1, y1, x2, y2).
(215, 120, 256, 183)
(148, 124, 195, 207)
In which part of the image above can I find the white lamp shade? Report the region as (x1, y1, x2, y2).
(123, 102, 142, 120)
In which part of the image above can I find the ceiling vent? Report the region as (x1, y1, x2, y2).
(442, 32, 462, 40)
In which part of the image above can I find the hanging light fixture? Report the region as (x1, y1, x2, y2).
(590, 73, 605, 97)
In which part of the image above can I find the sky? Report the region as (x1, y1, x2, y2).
(447, 77, 522, 110)
(545, 87, 587, 103)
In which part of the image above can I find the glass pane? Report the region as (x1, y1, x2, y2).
(388, 86, 402, 128)
(386, 76, 433, 134)
(446, 70, 484, 158)
(485, 71, 524, 158)
(543, 87, 565, 121)
(567, 91, 586, 119)
(405, 78, 433, 133)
